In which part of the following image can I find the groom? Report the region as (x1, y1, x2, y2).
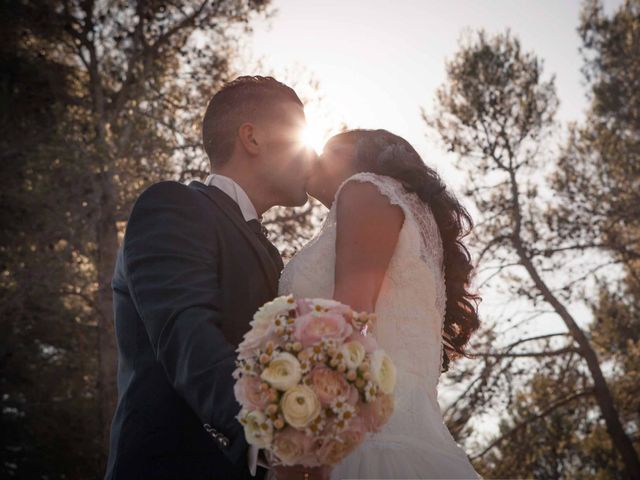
(105, 76, 312, 479)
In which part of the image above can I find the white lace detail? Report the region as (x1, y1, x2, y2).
(333, 173, 448, 373)
(277, 172, 479, 479)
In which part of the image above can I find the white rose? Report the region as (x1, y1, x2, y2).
(253, 295, 294, 328)
(240, 410, 273, 448)
(339, 341, 366, 370)
(260, 352, 302, 391)
(369, 350, 397, 394)
(238, 296, 294, 357)
(310, 298, 342, 310)
(280, 385, 321, 429)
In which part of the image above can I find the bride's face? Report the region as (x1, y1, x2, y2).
(306, 138, 358, 207)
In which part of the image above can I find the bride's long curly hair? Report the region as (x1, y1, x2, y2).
(330, 129, 481, 372)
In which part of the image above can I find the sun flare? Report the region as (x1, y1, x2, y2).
(301, 123, 328, 154)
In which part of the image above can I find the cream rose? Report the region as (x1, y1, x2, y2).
(241, 410, 273, 448)
(260, 352, 302, 391)
(339, 341, 366, 369)
(253, 295, 294, 327)
(280, 385, 321, 429)
(369, 349, 397, 394)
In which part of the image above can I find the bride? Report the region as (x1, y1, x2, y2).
(273, 129, 482, 479)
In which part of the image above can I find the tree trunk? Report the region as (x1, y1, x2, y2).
(503, 158, 640, 478)
(514, 238, 640, 479)
(96, 170, 119, 462)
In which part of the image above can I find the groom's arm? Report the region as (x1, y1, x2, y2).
(122, 181, 247, 465)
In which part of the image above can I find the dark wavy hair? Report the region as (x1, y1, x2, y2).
(329, 129, 481, 372)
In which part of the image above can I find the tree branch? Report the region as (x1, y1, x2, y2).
(468, 346, 579, 359)
(469, 388, 594, 461)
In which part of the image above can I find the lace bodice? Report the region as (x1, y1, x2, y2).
(279, 171, 447, 380)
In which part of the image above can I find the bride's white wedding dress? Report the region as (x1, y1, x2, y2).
(278, 172, 481, 479)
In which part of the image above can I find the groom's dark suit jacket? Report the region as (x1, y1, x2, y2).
(106, 180, 283, 479)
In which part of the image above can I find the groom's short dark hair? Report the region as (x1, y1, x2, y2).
(202, 76, 303, 167)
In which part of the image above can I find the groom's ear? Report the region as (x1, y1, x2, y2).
(238, 122, 260, 156)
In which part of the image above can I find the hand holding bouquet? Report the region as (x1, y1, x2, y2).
(233, 295, 396, 469)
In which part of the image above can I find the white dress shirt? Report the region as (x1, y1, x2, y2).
(203, 173, 267, 477)
(204, 174, 259, 222)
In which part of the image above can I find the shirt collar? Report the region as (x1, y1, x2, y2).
(204, 174, 259, 222)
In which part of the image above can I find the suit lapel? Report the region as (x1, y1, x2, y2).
(189, 181, 280, 297)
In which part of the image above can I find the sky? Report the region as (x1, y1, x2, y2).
(242, 0, 622, 187)
(240, 0, 624, 329)
(237, 0, 625, 446)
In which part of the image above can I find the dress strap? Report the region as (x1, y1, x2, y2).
(333, 172, 405, 211)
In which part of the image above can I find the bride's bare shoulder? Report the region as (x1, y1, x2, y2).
(333, 178, 405, 312)
(336, 179, 400, 217)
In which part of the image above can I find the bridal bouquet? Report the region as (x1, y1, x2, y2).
(233, 295, 396, 467)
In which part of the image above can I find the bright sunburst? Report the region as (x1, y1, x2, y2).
(301, 123, 328, 154)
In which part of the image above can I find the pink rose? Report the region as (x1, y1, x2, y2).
(295, 299, 315, 316)
(346, 384, 360, 405)
(307, 366, 355, 406)
(316, 417, 366, 465)
(359, 393, 395, 432)
(272, 427, 321, 467)
(293, 312, 353, 347)
(233, 375, 271, 411)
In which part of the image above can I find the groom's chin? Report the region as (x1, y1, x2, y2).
(278, 191, 309, 208)
(295, 192, 310, 207)
(305, 191, 320, 204)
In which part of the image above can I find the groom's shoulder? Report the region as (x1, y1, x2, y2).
(127, 181, 212, 226)
(137, 180, 190, 200)
(134, 180, 202, 208)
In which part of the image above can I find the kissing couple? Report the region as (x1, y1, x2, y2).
(105, 76, 481, 480)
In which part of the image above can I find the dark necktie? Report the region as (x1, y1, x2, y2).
(246, 219, 284, 272)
